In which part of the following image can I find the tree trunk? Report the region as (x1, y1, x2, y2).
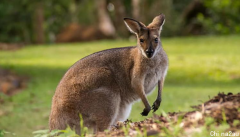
(112, 0, 127, 37)
(132, 0, 140, 19)
(70, 0, 80, 23)
(96, 0, 115, 37)
(149, 0, 172, 22)
(140, 0, 149, 23)
(33, 2, 45, 44)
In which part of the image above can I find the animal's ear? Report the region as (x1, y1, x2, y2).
(148, 14, 165, 33)
(124, 18, 145, 35)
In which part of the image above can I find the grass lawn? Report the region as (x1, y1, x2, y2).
(0, 35, 240, 137)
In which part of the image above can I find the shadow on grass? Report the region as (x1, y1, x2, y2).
(1, 62, 239, 95)
(166, 69, 240, 87)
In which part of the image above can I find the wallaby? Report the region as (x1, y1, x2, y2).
(49, 14, 168, 134)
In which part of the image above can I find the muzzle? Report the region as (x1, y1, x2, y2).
(145, 48, 154, 58)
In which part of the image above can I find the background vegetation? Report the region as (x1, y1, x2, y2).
(1, 35, 240, 136)
(0, 0, 240, 43)
(0, 0, 239, 136)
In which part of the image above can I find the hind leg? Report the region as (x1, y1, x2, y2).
(79, 89, 121, 133)
(114, 103, 132, 124)
(49, 103, 107, 135)
(49, 106, 81, 134)
(49, 95, 95, 135)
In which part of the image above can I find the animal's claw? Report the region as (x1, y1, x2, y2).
(152, 100, 161, 112)
(141, 107, 151, 116)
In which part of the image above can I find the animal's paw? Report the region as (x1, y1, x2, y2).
(152, 100, 161, 112)
(116, 121, 124, 128)
(141, 107, 151, 116)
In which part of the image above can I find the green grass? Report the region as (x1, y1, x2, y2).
(0, 35, 240, 136)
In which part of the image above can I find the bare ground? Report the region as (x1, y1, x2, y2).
(0, 43, 24, 51)
(0, 67, 27, 96)
(95, 92, 240, 137)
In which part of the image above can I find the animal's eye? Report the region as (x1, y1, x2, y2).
(140, 39, 144, 43)
(154, 38, 158, 43)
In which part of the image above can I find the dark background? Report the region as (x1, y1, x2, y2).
(0, 0, 239, 44)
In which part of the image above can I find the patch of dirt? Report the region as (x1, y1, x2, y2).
(55, 23, 114, 43)
(0, 43, 24, 51)
(0, 67, 27, 96)
(95, 92, 240, 137)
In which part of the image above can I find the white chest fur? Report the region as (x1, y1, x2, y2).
(144, 69, 160, 94)
(144, 62, 167, 94)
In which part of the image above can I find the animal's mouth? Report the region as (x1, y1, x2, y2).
(146, 50, 154, 58)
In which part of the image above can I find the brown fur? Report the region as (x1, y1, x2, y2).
(49, 14, 168, 134)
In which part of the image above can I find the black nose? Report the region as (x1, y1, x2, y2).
(145, 48, 154, 58)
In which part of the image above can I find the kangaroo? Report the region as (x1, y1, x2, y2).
(49, 14, 168, 134)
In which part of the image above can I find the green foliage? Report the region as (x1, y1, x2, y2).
(33, 129, 62, 137)
(33, 115, 88, 137)
(33, 128, 79, 137)
(0, 0, 71, 43)
(79, 114, 88, 137)
(1, 0, 239, 43)
(193, 116, 231, 137)
(158, 112, 233, 137)
(44, 0, 71, 37)
(59, 127, 79, 137)
(0, 130, 15, 137)
(198, 0, 240, 35)
(0, 0, 33, 43)
(0, 36, 240, 136)
(233, 120, 240, 127)
(122, 123, 130, 137)
(159, 111, 184, 137)
(134, 127, 144, 137)
(77, 0, 97, 25)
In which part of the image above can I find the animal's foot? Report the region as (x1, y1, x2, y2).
(152, 100, 161, 112)
(141, 107, 151, 116)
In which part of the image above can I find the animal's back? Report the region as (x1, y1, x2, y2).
(49, 46, 136, 132)
(56, 46, 136, 95)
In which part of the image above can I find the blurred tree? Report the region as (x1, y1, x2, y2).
(96, 0, 116, 37)
(149, 0, 174, 36)
(111, 0, 128, 37)
(33, 1, 45, 44)
(198, 0, 240, 34)
(42, 0, 71, 42)
(0, 0, 71, 43)
(0, 0, 239, 44)
(0, 0, 33, 43)
(69, 0, 81, 23)
(138, 0, 179, 36)
(132, 0, 140, 19)
(180, 0, 207, 35)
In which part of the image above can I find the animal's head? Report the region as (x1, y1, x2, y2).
(124, 14, 165, 58)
